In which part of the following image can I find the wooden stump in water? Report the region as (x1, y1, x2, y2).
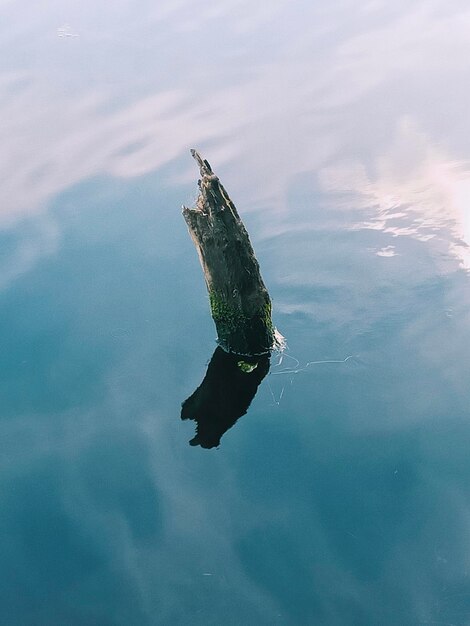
(183, 150, 276, 356)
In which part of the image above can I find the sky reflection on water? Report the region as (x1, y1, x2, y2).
(2, 1, 470, 624)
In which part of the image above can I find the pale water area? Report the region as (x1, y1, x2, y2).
(1, 1, 470, 624)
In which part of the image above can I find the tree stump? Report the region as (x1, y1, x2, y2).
(183, 150, 276, 356)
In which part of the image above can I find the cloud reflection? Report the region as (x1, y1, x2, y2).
(319, 119, 470, 270)
(2, 3, 470, 621)
(2, 0, 470, 242)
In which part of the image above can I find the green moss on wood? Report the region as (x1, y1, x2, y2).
(237, 360, 258, 373)
(260, 301, 274, 336)
(209, 291, 247, 331)
(209, 290, 275, 354)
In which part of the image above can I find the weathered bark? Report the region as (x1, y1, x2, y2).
(183, 150, 275, 356)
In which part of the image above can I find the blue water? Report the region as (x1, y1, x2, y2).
(2, 2, 470, 624)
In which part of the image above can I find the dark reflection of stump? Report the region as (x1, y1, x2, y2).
(181, 347, 270, 449)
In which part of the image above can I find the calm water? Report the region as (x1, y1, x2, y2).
(2, 2, 470, 624)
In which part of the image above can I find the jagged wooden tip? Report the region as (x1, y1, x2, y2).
(190, 148, 213, 175)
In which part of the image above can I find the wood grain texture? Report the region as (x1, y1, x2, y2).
(183, 150, 274, 355)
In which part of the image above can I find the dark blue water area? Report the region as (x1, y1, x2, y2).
(1, 160, 470, 626)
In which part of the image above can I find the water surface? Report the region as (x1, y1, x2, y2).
(2, 1, 470, 624)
